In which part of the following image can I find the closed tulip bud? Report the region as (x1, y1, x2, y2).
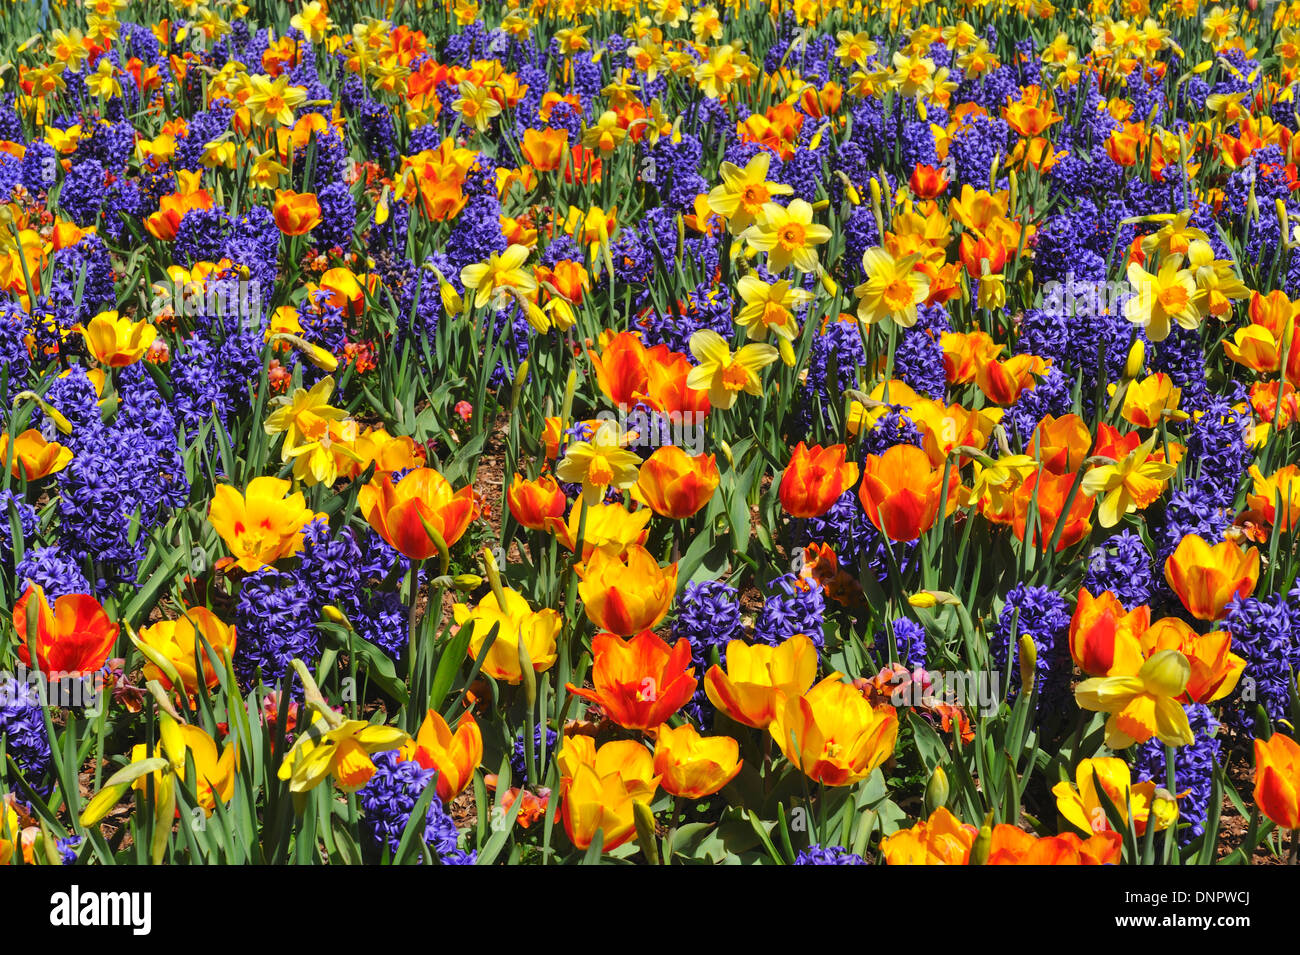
(1124, 339, 1145, 379)
(269, 332, 338, 371)
(452, 573, 483, 591)
(1018, 633, 1037, 693)
(970, 812, 994, 865)
(513, 359, 530, 404)
(322, 604, 353, 629)
(517, 629, 537, 709)
(440, 280, 463, 316)
(633, 799, 660, 864)
(924, 765, 949, 816)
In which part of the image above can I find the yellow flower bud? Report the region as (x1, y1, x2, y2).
(1124, 339, 1146, 380)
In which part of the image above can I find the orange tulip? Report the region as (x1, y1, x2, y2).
(1068, 588, 1148, 678)
(566, 630, 696, 729)
(703, 634, 819, 728)
(557, 736, 658, 851)
(588, 331, 650, 409)
(858, 444, 958, 542)
(652, 723, 742, 798)
(358, 468, 476, 561)
(82, 311, 157, 367)
(535, 259, 588, 303)
(881, 807, 977, 865)
(1030, 413, 1091, 474)
(316, 266, 375, 317)
(958, 232, 1008, 277)
(908, 163, 950, 199)
(975, 353, 1050, 406)
(546, 501, 651, 559)
(1164, 534, 1260, 621)
(986, 826, 1122, 865)
(1246, 464, 1300, 531)
(770, 674, 898, 786)
(1011, 468, 1094, 551)
(404, 709, 482, 802)
(1140, 616, 1245, 704)
(137, 606, 237, 695)
(507, 473, 568, 530)
(145, 189, 214, 241)
(0, 429, 73, 480)
(1254, 733, 1300, 830)
(939, 329, 1000, 384)
(779, 442, 859, 518)
(521, 126, 568, 172)
(641, 345, 710, 417)
(910, 400, 1000, 468)
(12, 584, 119, 677)
(1120, 373, 1182, 428)
(633, 445, 719, 519)
(576, 544, 677, 635)
(273, 189, 322, 235)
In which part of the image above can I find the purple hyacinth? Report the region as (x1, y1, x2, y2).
(1133, 704, 1221, 845)
(358, 751, 474, 864)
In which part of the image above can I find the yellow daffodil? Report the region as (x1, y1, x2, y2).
(735, 274, 809, 364)
(555, 419, 642, 505)
(452, 80, 502, 134)
(1124, 254, 1199, 342)
(244, 74, 308, 127)
(740, 199, 831, 274)
(706, 152, 794, 235)
(278, 713, 410, 793)
(290, 0, 333, 42)
(459, 243, 536, 309)
(1075, 649, 1197, 749)
(686, 329, 779, 409)
(1081, 433, 1177, 527)
(1053, 757, 1179, 836)
(854, 247, 930, 327)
